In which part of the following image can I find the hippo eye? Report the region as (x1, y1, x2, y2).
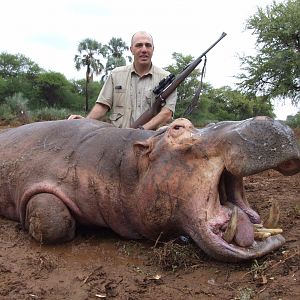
(174, 125, 184, 130)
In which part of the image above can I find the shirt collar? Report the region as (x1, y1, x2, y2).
(130, 63, 153, 77)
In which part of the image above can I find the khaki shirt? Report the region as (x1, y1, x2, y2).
(96, 64, 177, 128)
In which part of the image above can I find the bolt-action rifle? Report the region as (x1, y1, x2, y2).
(130, 32, 227, 129)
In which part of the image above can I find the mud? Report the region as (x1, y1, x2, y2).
(0, 127, 299, 300)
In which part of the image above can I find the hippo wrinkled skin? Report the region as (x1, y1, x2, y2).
(0, 117, 299, 262)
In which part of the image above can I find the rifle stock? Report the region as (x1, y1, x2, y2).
(130, 32, 227, 129)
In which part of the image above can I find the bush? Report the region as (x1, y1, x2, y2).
(0, 92, 31, 123)
(0, 103, 14, 122)
(286, 112, 300, 128)
(31, 107, 71, 121)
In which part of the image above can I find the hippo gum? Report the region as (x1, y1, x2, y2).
(0, 116, 299, 262)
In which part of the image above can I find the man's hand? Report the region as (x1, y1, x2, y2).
(142, 107, 173, 130)
(68, 114, 84, 120)
(68, 104, 108, 121)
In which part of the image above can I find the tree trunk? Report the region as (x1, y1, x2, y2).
(85, 68, 90, 112)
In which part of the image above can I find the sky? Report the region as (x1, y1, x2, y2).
(1, 0, 299, 119)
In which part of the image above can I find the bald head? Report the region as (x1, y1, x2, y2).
(131, 31, 154, 47)
(130, 31, 154, 72)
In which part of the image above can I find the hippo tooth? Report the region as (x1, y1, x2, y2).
(253, 223, 264, 228)
(263, 199, 280, 229)
(254, 232, 271, 240)
(223, 206, 238, 243)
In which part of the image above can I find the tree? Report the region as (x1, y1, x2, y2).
(0, 52, 42, 79)
(0, 52, 42, 105)
(206, 86, 275, 121)
(237, 0, 300, 105)
(71, 79, 103, 111)
(74, 39, 105, 112)
(36, 71, 74, 108)
(102, 37, 132, 81)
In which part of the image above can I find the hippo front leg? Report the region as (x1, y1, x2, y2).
(25, 193, 76, 244)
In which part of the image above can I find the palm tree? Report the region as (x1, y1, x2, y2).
(74, 38, 105, 112)
(102, 37, 132, 81)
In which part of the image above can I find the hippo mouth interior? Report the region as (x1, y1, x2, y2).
(212, 168, 283, 249)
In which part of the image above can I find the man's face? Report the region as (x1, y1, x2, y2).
(130, 33, 154, 67)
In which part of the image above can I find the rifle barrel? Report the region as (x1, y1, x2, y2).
(162, 32, 227, 99)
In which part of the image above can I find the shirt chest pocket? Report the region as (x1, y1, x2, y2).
(114, 87, 126, 107)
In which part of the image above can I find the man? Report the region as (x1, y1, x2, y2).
(68, 31, 177, 130)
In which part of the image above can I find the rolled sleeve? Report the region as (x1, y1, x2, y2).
(96, 74, 113, 110)
(164, 89, 177, 114)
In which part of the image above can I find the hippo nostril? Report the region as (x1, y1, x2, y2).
(276, 158, 300, 175)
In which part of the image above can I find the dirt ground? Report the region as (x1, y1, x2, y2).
(0, 128, 299, 300)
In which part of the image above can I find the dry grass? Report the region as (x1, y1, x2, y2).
(149, 239, 206, 271)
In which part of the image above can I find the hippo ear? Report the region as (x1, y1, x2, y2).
(133, 139, 154, 158)
(133, 139, 154, 173)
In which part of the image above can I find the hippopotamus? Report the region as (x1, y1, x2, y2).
(0, 116, 299, 262)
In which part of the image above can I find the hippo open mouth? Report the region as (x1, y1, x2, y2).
(185, 117, 300, 262)
(214, 169, 283, 253)
(188, 164, 299, 262)
(220, 168, 285, 246)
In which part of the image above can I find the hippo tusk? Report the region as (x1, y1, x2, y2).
(254, 228, 283, 235)
(253, 225, 283, 240)
(223, 206, 238, 243)
(264, 199, 280, 229)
